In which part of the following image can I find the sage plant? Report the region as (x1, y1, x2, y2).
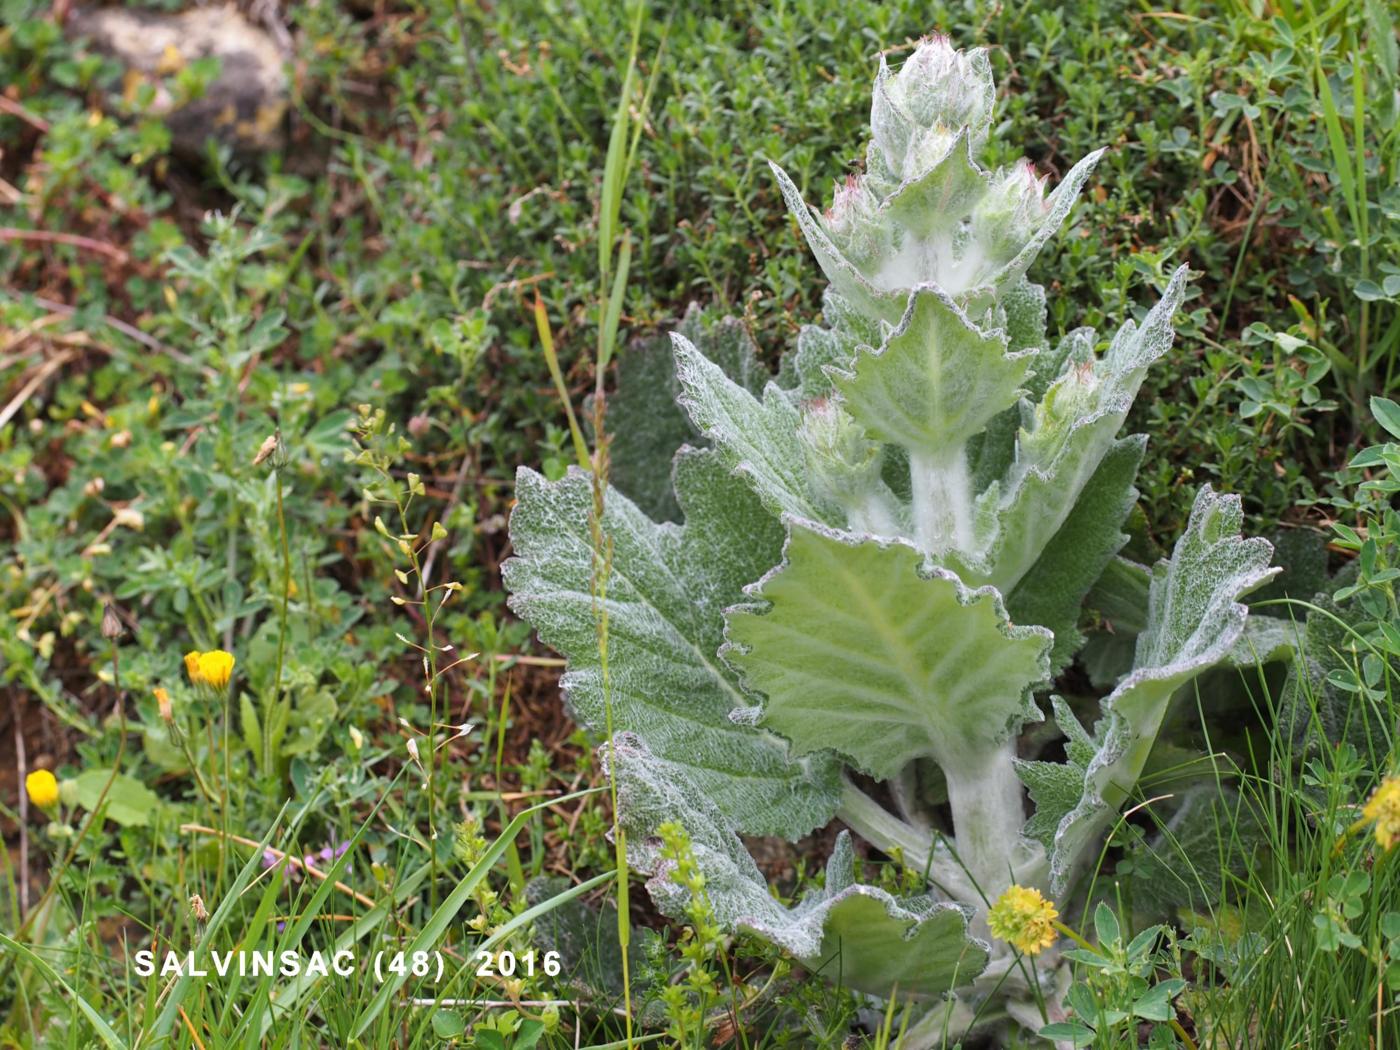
(507, 37, 1285, 1040)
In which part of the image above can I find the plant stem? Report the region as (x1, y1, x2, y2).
(836, 778, 978, 905)
(1170, 1018, 1200, 1050)
(944, 743, 1027, 907)
(909, 447, 973, 556)
(1051, 919, 1095, 953)
(270, 442, 292, 778)
(15, 617, 129, 943)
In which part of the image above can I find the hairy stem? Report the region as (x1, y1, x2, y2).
(909, 447, 973, 556)
(836, 778, 978, 905)
(944, 742, 1026, 911)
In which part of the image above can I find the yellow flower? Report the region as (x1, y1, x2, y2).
(25, 769, 59, 809)
(154, 686, 173, 723)
(184, 649, 235, 689)
(1363, 777, 1400, 851)
(183, 649, 235, 691)
(197, 650, 235, 689)
(987, 884, 1059, 956)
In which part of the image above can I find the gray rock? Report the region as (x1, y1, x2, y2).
(67, 4, 289, 156)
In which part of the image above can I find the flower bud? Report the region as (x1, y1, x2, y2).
(252, 433, 278, 467)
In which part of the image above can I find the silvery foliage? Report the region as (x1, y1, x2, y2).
(505, 36, 1282, 1025)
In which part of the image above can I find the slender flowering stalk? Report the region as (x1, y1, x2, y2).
(156, 679, 218, 803)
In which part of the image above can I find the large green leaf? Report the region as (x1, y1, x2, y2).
(610, 733, 988, 998)
(831, 287, 1032, 458)
(504, 448, 839, 838)
(725, 520, 1051, 783)
(1045, 487, 1277, 890)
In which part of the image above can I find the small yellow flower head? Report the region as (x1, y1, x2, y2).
(185, 649, 235, 689)
(154, 686, 173, 723)
(1363, 777, 1400, 851)
(197, 650, 235, 689)
(25, 770, 60, 810)
(987, 884, 1059, 956)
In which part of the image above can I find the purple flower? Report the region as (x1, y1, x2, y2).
(263, 838, 351, 881)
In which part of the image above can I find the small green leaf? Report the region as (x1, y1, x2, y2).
(1371, 397, 1400, 439)
(1039, 1021, 1096, 1047)
(1133, 978, 1186, 1022)
(513, 1020, 545, 1049)
(431, 1011, 466, 1038)
(60, 770, 161, 827)
(1064, 948, 1113, 968)
(1093, 902, 1121, 948)
(1125, 924, 1166, 960)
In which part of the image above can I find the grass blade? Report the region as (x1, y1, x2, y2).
(350, 787, 602, 1038)
(598, 234, 632, 376)
(0, 932, 128, 1050)
(535, 295, 591, 470)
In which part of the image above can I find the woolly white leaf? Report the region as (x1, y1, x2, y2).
(504, 449, 840, 839)
(830, 286, 1032, 459)
(961, 267, 1190, 591)
(1048, 487, 1278, 890)
(673, 334, 835, 524)
(610, 733, 988, 997)
(725, 519, 1052, 783)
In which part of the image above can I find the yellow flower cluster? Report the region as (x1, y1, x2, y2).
(25, 769, 59, 809)
(184, 649, 235, 689)
(987, 884, 1059, 956)
(1363, 777, 1400, 851)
